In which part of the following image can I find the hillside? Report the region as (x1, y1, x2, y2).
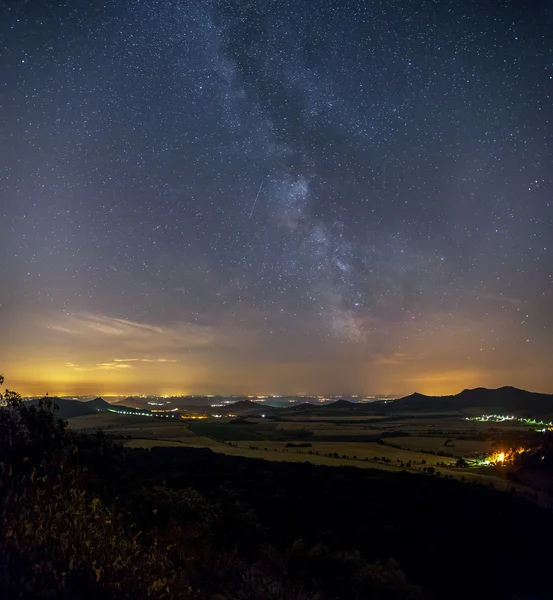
(288, 402, 319, 412)
(116, 396, 149, 409)
(25, 396, 111, 418)
(321, 399, 357, 410)
(390, 386, 553, 414)
(225, 399, 275, 414)
(85, 397, 111, 411)
(121, 446, 553, 600)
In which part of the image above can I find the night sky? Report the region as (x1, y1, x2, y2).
(1, 0, 552, 396)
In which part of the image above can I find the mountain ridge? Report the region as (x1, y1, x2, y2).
(391, 386, 553, 413)
(20, 386, 553, 418)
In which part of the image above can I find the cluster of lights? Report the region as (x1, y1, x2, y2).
(107, 408, 177, 418)
(108, 408, 152, 417)
(210, 400, 237, 407)
(466, 414, 553, 431)
(465, 414, 516, 422)
(180, 414, 208, 420)
(106, 408, 260, 421)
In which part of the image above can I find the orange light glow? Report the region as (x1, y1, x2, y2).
(486, 447, 529, 466)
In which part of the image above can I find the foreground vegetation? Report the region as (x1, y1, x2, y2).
(4, 378, 553, 598)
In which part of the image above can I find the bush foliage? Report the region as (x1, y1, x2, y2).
(0, 375, 423, 599)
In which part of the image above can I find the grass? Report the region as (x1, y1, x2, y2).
(119, 436, 531, 496)
(229, 440, 457, 466)
(123, 436, 220, 449)
(286, 415, 390, 420)
(277, 422, 379, 433)
(67, 412, 195, 441)
(188, 421, 280, 441)
(66, 411, 544, 501)
(386, 435, 497, 456)
(66, 412, 146, 430)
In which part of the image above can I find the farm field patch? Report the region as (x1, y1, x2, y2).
(386, 435, 497, 456)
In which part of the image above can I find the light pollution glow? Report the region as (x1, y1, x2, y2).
(2, 308, 553, 397)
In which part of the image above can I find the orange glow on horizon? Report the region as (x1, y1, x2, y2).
(4, 309, 553, 397)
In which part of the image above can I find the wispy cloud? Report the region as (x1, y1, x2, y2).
(375, 352, 423, 366)
(64, 361, 135, 372)
(475, 292, 521, 306)
(64, 357, 177, 372)
(79, 315, 166, 337)
(40, 312, 254, 369)
(44, 313, 221, 352)
(96, 362, 135, 370)
(140, 358, 178, 363)
(114, 357, 178, 363)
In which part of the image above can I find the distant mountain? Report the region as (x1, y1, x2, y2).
(288, 403, 319, 412)
(23, 396, 111, 418)
(321, 399, 357, 410)
(226, 400, 271, 413)
(85, 397, 111, 411)
(25, 397, 97, 418)
(117, 396, 150, 409)
(281, 399, 367, 415)
(391, 386, 553, 414)
(282, 399, 365, 415)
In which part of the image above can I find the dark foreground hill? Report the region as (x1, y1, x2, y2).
(24, 396, 111, 418)
(120, 446, 553, 600)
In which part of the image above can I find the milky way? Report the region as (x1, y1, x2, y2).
(1, 0, 552, 395)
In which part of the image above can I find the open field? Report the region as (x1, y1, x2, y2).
(123, 436, 220, 449)
(67, 411, 538, 458)
(67, 412, 149, 430)
(119, 436, 535, 495)
(188, 421, 280, 441)
(386, 435, 497, 456)
(283, 415, 391, 422)
(66, 409, 547, 502)
(229, 440, 457, 466)
(68, 412, 184, 430)
(67, 412, 196, 440)
(275, 421, 375, 431)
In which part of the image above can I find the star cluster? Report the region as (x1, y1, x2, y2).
(1, 0, 552, 395)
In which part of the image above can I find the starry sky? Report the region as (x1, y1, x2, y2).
(1, 0, 552, 397)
